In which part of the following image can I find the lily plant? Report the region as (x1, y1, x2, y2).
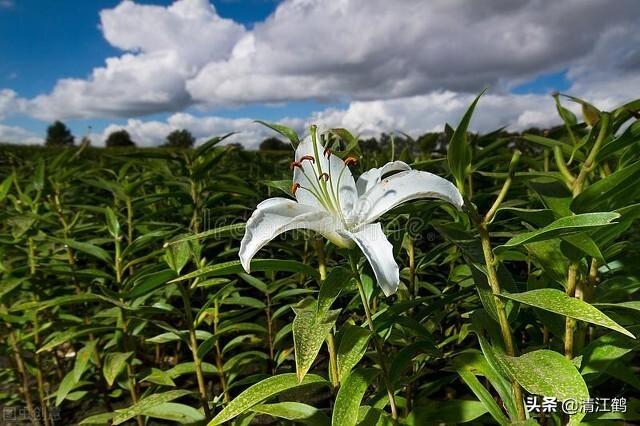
(240, 126, 463, 296)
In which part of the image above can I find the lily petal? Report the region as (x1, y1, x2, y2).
(355, 160, 411, 196)
(352, 170, 463, 225)
(339, 222, 399, 297)
(239, 197, 350, 272)
(293, 135, 358, 215)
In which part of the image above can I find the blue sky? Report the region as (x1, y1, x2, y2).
(1, 0, 296, 138)
(0, 0, 637, 146)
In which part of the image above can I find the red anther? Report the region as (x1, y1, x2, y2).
(344, 157, 358, 166)
(291, 182, 301, 194)
(319, 172, 329, 181)
(300, 155, 315, 163)
(289, 161, 303, 170)
(323, 147, 332, 158)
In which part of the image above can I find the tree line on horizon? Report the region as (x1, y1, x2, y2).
(44, 120, 197, 148)
(41, 119, 547, 153)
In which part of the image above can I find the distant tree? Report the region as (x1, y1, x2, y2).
(259, 137, 289, 151)
(164, 129, 195, 148)
(360, 137, 380, 153)
(105, 130, 135, 148)
(45, 121, 74, 147)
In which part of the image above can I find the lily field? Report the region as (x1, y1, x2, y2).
(1, 94, 639, 425)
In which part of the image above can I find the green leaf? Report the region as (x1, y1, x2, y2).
(140, 402, 204, 424)
(498, 349, 589, 425)
(447, 90, 484, 190)
(255, 120, 300, 147)
(406, 400, 488, 425)
(163, 239, 191, 274)
(63, 239, 112, 263)
(495, 212, 620, 252)
(336, 325, 370, 383)
(522, 134, 584, 161)
(571, 160, 640, 213)
(251, 402, 329, 426)
(194, 132, 235, 157)
(105, 207, 120, 238)
(457, 369, 509, 425)
(580, 330, 640, 375)
(56, 370, 79, 406)
(316, 266, 352, 316)
(0, 175, 12, 202)
(170, 259, 319, 283)
(124, 269, 177, 299)
(33, 159, 45, 191)
(112, 390, 192, 425)
(332, 369, 378, 426)
(74, 340, 97, 382)
(500, 289, 634, 337)
(38, 327, 113, 353)
(597, 119, 640, 161)
(79, 412, 117, 425)
(143, 368, 176, 387)
(12, 293, 101, 312)
(356, 406, 393, 426)
(293, 305, 339, 382)
(197, 335, 219, 360)
(208, 374, 328, 425)
(103, 352, 133, 387)
(454, 346, 516, 421)
(166, 223, 245, 245)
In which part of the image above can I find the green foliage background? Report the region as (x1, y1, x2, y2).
(0, 96, 639, 425)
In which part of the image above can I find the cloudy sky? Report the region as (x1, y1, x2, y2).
(1, 0, 639, 148)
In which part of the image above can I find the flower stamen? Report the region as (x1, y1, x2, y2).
(344, 156, 358, 166)
(323, 147, 332, 158)
(291, 182, 301, 194)
(289, 161, 303, 170)
(319, 172, 330, 181)
(300, 155, 315, 163)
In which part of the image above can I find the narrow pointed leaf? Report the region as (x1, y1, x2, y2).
(498, 350, 589, 425)
(293, 306, 339, 382)
(112, 390, 192, 425)
(336, 325, 371, 383)
(332, 369, 379, 426)
(501, 289, 634, 338)
(495, 212, 619, 253)
(208, 374, 329, 425)
(104, 352, 133, 387)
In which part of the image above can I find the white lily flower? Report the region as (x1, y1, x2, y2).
(240, 127, 463, 296)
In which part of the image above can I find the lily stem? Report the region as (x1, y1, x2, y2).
(179, 283, 212, 419)
(564, 113, 610, 361)
(478, 225, 526, 421)
(564, 262, 579, 359)
(349, 252, 398, 421)
(469, 149, 526, 421)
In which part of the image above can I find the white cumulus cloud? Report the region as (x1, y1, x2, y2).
(28, 0, 245, 120)
(2, 0, 639, 146)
